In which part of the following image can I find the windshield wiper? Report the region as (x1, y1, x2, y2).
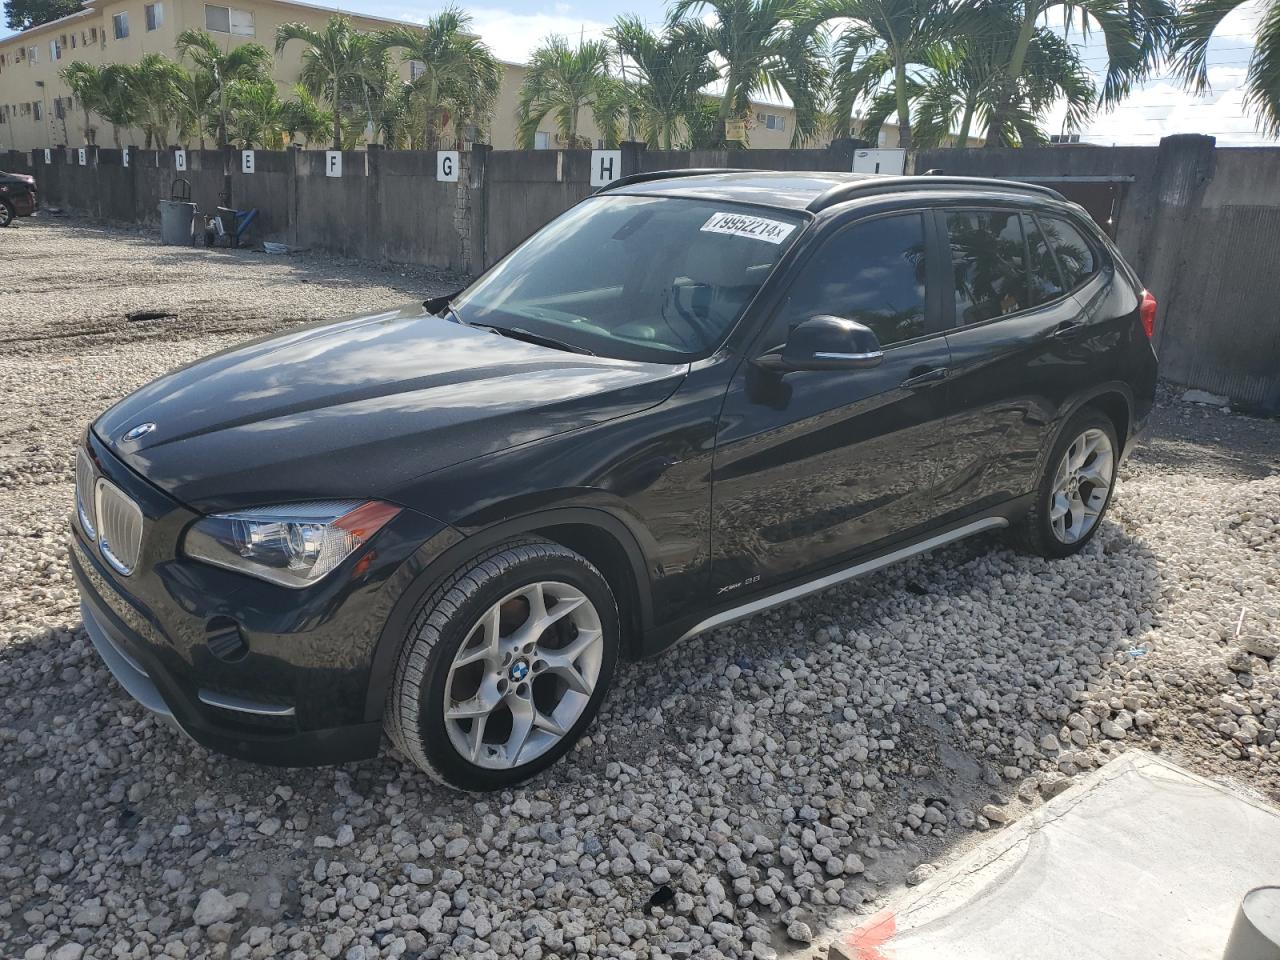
(473, 324, 595, 356)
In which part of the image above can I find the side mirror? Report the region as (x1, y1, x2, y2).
(758, 315, 884, 371)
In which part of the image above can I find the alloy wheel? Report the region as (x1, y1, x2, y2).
(1049, 427, 1115, 544)
(443, 580, 604, 770)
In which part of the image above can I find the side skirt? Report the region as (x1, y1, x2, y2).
(669, 515, 1010, 647)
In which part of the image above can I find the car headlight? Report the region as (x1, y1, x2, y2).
(183, 500, 401, 588)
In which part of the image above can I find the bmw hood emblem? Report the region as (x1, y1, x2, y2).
(122, 422, 156, 442)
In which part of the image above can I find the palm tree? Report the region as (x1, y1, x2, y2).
(516, 36, 623, 148)
(276, 15, 389, 149)
(669, 0, 825, 147)
(98, 64, 139, 148)
(820, 0, 976, 150)
(60, 61, 109, 144)
(609, 16, 719, 148)
(281, 85, 334, 146)
(376, 9, 501, 149)
(226, 78, 289, 148)
(912, 20, 1095, 147)
(175, 68, 217, 148)
(979, 0, 1173, 146)
(1174, 0, 1280, 136)
(124, 54, 185, 149)
(175, 29, 272, 147)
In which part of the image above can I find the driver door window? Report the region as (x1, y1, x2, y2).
(770, 213, 930, 349)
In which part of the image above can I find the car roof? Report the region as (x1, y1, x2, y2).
(602, 169, 1065, 212)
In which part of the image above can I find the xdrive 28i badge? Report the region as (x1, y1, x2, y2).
(121, 422, 156, 442)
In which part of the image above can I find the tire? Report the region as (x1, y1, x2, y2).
(0, 200, 14, 228)
(385, 538, 620, 790)
(1011, 407, 1119, 558)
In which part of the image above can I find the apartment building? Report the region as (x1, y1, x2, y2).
(0, 0, 979, 152)
(0, 0, 426, 150)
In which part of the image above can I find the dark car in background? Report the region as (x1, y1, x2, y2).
(70, 171, 1158, 789)
(0, 169, 37, 226)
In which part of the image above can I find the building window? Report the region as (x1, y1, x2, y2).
(29, 45, 38, 63)
(756, 111, 785, 131)
(33, 100, 43, 121)
(204, 4, 254, 35)
(54, 97, 66, 119)
(409, 59, 424, 80)
(533, 131, 550, 150)
(145, 3, 163, 30)
(113, 12, 129, 38)
(70, 33, 76, 48)
(90, 27, 98, 42)
(50, 38, 62, 60)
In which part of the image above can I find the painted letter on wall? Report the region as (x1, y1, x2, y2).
(590, 150, 622, 187)
(437, 150, 459, 182)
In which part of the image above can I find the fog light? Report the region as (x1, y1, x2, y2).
(206, 617, 248, 662)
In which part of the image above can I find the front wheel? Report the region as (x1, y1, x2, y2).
(385, 539, 619, 790)
(0, 200, 14, 228)
(1012, 409, 1119, 558)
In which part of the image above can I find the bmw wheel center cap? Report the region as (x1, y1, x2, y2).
(510, 659, 530, 682)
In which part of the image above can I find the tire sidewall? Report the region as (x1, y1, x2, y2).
(0, 200, 13, 227)
(1036, 410, 1119, 558)
(415, 553, 619, 790)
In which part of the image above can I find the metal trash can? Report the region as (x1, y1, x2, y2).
(158, 199, 195, 245)
(1224, 887, 1280, 960)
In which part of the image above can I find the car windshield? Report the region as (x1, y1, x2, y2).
(451, 195, 806, 363)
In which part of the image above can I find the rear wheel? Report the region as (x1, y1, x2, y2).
(385, 539, 619, 790)
(1012, 408, 1118, 558)
(0, 200, 14, 227)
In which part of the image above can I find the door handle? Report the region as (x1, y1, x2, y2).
(901, 366, 948, 388)
(1051, 320, 1085, 341)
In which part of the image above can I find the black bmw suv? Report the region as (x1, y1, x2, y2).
(72, 171, 1157, 789)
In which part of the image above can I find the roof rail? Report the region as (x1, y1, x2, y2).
(594, 168, 754, 194)
(806, 175, 1065, 212)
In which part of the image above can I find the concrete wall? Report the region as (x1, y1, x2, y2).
(31, 140, 861, 272)
(29, 135, 1280, 411)
(916, 136, 1280, 413)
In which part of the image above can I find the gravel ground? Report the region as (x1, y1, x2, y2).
(2, 218, 1278, 960)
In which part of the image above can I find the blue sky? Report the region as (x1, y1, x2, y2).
(4, 0, 1273, 144)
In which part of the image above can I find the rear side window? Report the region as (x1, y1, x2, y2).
(945, 209, 1028, 324)
(1038, 216, 1097, 289)
(1025, 214, 1066, 306)
(776, 213, 929, 347)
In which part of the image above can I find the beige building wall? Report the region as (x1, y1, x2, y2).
(0, 0, 419, 150)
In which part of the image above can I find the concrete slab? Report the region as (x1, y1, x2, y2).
(830, 752, 1280, 960)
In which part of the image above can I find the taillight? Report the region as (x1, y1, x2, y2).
(1139, 290, 1156, 340)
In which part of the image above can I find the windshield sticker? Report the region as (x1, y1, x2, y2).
(700, 211, 797, 244)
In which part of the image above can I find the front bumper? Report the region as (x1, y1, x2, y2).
(70, 433, 453, 767)
(73, 543, 384, 765)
